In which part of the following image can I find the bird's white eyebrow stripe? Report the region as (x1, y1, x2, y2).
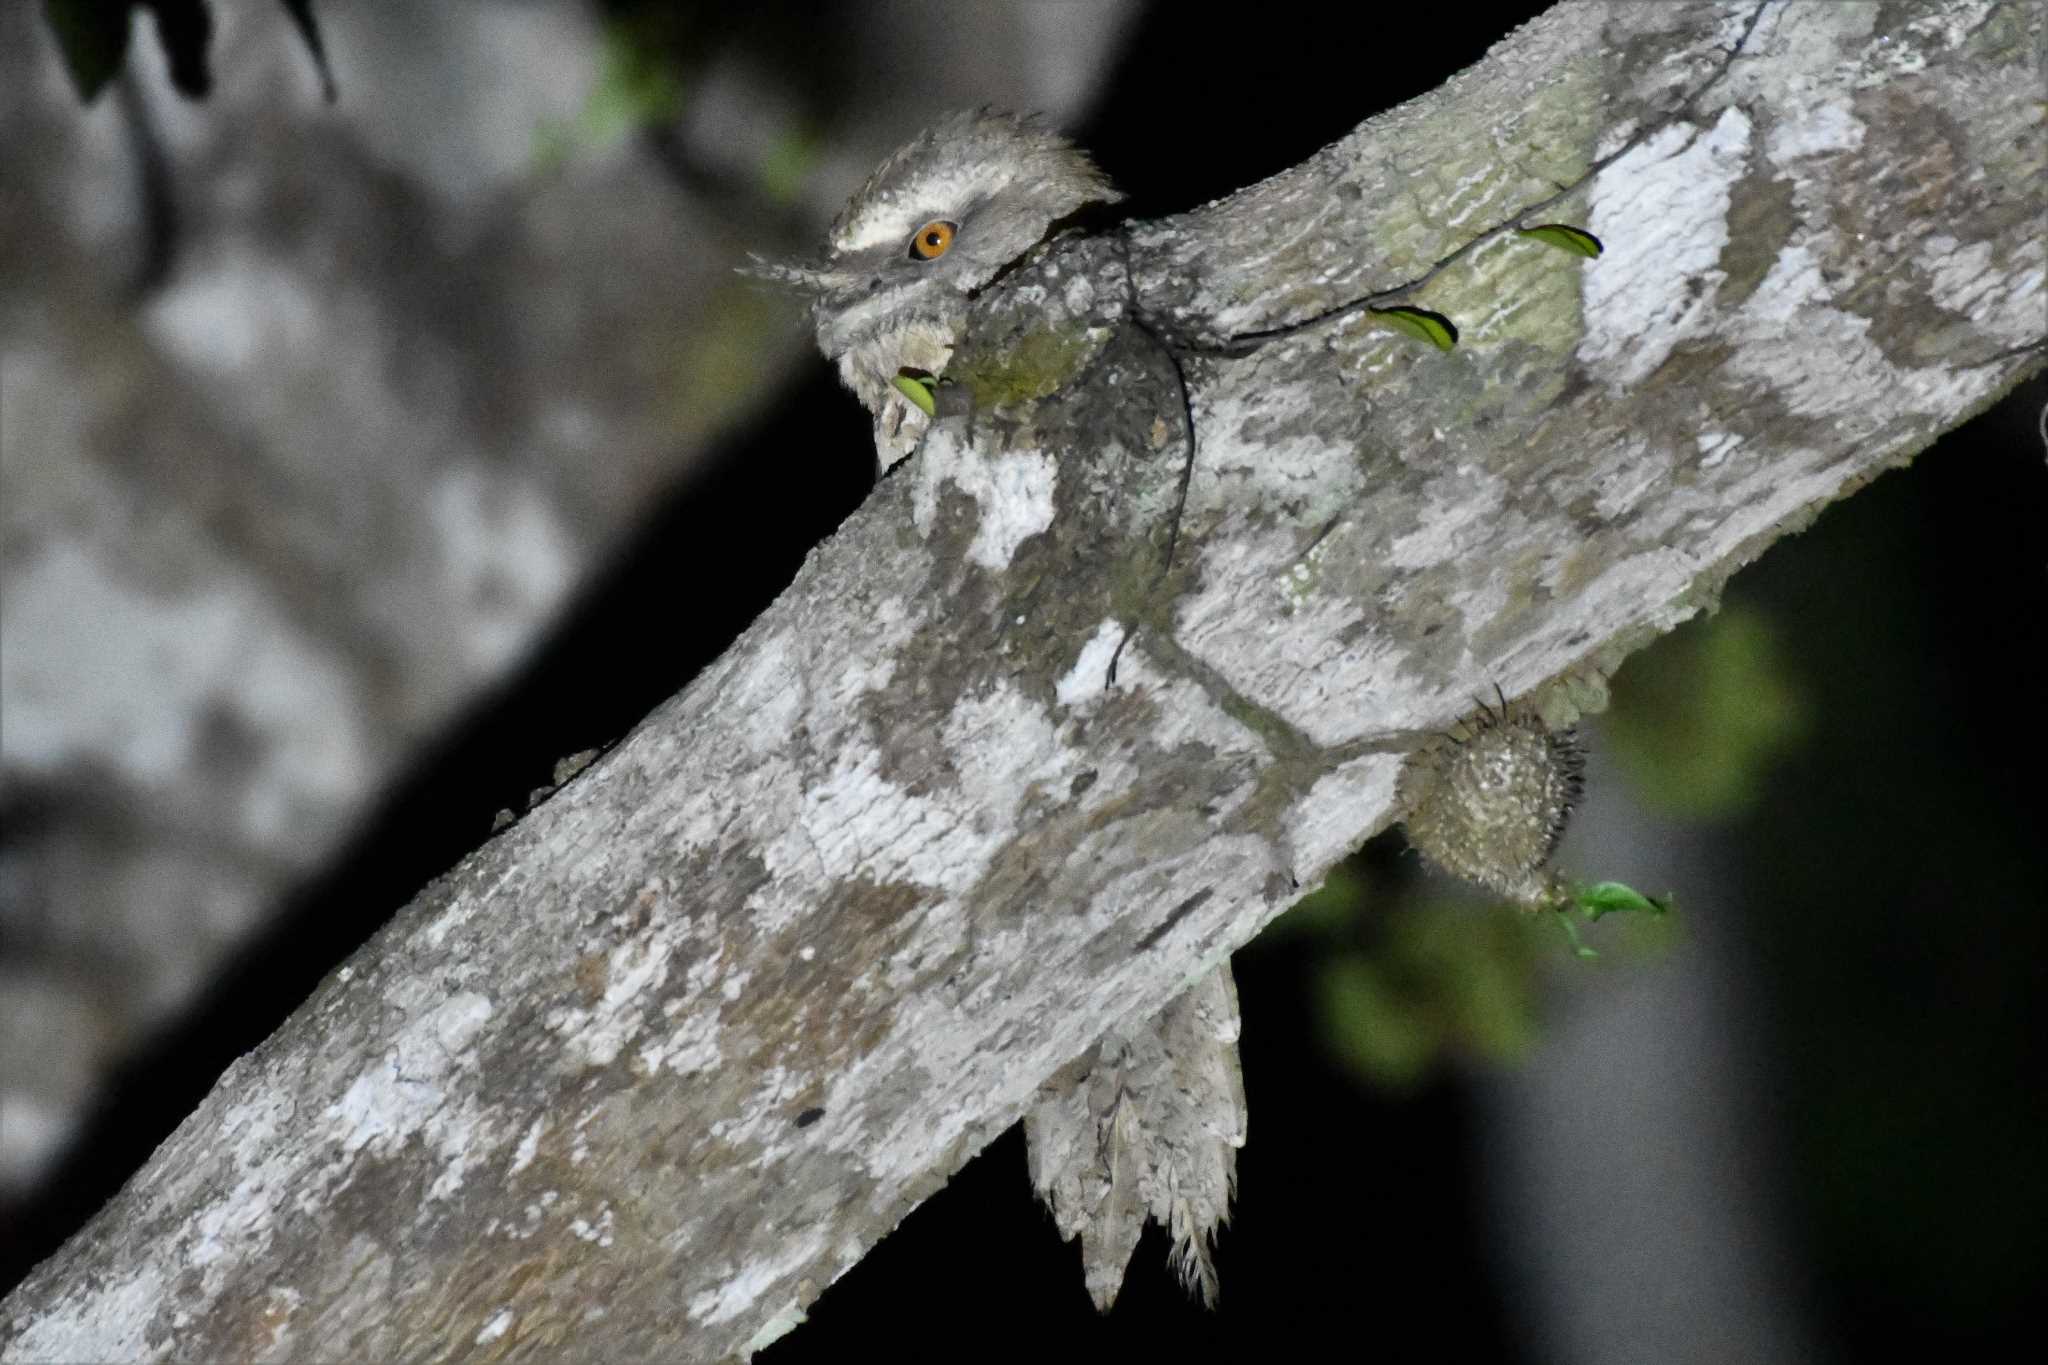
(831, 163, 1005, 253)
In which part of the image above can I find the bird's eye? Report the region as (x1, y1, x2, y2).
(908, 220, 956, 261)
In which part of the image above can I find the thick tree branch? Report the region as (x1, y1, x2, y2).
(3, 1, 2040, 1360)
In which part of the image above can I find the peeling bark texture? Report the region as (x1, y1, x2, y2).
(3, 1, 2041, 1360)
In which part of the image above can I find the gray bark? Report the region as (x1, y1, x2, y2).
(3, 1, 2040, 1360)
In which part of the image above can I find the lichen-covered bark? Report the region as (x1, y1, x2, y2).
(3, 1, 2039, 1360)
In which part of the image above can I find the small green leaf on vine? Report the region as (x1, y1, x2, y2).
(1573, 881, 1670, 920)
(1547, 881, 1670, 959)
(1369, 306, 1458, 351)
(1516, 224, 1604, 258)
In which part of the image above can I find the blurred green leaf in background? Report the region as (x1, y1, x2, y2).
(1606, 604, 1807, 820)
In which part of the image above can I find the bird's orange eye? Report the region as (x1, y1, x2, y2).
(909, 220, 956, 261)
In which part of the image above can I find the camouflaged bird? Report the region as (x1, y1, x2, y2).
(747, 110, 1244, 1310)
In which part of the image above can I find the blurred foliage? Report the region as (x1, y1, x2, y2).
(1270, 859, 1673, 1092)
(752, 130, 819, 207)
(1606, 603, 1806, 818)
(43, 0, 331, 104)
(661, 279, 794, 437)
(1311, 897, 1542, 1089)
(575, 18, 688, 153)
(533, 10, 817, 206)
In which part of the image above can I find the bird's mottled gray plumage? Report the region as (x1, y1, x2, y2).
(752, 109, 1121, 471)
(1025, 965, 1246, 1311)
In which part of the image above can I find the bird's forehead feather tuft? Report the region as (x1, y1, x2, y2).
(831, 160, 1014, 255)
(825, 108, 1097, 256)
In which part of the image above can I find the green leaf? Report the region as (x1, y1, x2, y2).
(1552, 910, 1600, 959)
(891, 372, 936, 417)
(1368, 306, 1458, 351)
(43, 0, 134, 103)
(1573, 881, 1670, 921)
(1517, 223, 1604, 258)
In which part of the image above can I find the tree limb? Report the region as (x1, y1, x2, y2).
(3, 1, 2039, 1359)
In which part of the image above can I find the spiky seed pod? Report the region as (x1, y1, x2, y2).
(1399, 697, 1586, 907)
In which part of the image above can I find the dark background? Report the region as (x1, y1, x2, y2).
(4, 3, 2043, 1360)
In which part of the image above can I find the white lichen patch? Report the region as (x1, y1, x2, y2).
(324, 991, 495, 1205)
(548, 936, 670, 1070)
(686, 1239, 822, 1328)
(1709, 1, 1872, 161)
(1197, 382, 1365, 525)
(1767, 99, 1864, 161)
(508, 1117, 545, 1175)
(474, 1309, 514, 1345)
(1720, 234, 2037, 445)
(831, 594, 916, 697)
(1577, 109, 1754, 388)
(1695, 430, 1743, 469)
(1387, 464, 1509, 570)
(182, 1090, 305, 1297)
(1177, 535, 1416, 748)
(1055, 619, 1127, 707)
(3, 1263, 167, 1364)
(1287, 756, 1405, 877)
(568, 1206, 615, 1247)
(911, 424, 1058, 572)
(1916, 235, 2044, 344)
(773, 676, 1078, 900)
(943, 680, 1071, 819)
(1276, 531, 1343, 609)
(743, 1299, 810, 1355)
(728, 630, 804, 759)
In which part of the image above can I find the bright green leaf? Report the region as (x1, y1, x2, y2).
(1552, 910, 1599, 959)
(1574, 881, 1670, 921)
(1517, 223, 1604, 258)
(891, 373, 936, 417)
(1369, 306, 1458, 351)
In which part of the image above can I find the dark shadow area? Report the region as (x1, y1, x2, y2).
(1728, 373, 2048, 1359)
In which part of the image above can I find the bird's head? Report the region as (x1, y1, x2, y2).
(749, 109, 1122, 360)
